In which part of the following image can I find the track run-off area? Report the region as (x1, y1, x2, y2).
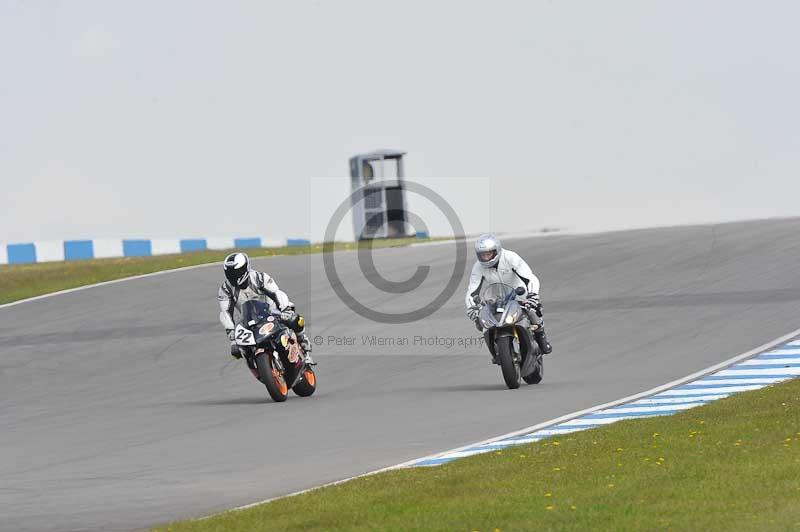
(2, 218, 800, 531)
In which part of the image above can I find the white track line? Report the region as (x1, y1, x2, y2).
(601, 403, 706, 414)
(630, 395, 728, 405)
(738, 358, 800, 365)
(688, 377, 790, 385)
(716, 367, 800, 376)
(657, 385, 765, 396)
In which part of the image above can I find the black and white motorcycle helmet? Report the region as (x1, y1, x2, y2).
(223, 252, 250, 288)
(475, 233, 502, 268)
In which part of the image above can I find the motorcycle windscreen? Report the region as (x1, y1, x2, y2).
(479, 283, 516, 306)
(240, 300, 273, 325)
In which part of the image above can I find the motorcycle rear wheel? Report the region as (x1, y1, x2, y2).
(292, 367, 317, 397)
(496, 336, 521, 389)
(255, 352, 288, 402)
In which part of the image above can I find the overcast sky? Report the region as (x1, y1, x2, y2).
(2, 1, 799, 243)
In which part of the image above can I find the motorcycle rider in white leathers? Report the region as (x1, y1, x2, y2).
(465, 234, 553, 355)
(217, 252, 314, 361)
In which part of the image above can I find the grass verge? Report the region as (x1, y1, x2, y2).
(0, 238, 439, 305)
(156, 378, 800, 532)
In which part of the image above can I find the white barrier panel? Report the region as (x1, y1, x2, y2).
(150, 239, 181, 255)
(207, 238, 235, 251)
(260, 237, 286, 248)
(93, 239, 124, 259)
(35, 241, 65, 262)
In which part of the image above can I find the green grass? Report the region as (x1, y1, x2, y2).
(156, 378, 800, 532)
(0, 238, 439, 305)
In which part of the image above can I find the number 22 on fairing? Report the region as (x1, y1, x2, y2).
(235, 325, 256, 346)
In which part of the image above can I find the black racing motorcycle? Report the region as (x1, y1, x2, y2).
(234, 300, 317, 402)
(475, 283, 543, 389)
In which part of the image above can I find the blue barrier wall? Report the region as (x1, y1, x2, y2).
(122, 240, 152, 257)
(7, 243, 36, 264)
(234, 237, 261, 248)
(179, 239, 207, 253)
(63, 240, 94, 261)
(1, 237, 313, 265)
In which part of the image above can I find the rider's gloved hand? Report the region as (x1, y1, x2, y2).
(281, 308, 297, 323)
(230, 343, 242, 359)
(525, 292, 541, 309)
(226, 329, 242, 359)
(467, 307, 480, 321)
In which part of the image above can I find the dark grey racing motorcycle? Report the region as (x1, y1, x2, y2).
(475, 283, 543, 389)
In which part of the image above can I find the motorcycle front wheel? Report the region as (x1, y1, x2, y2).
(292, 366, 317, 397)
(255, 352, 288, 402)
(496, 336, 521, 389)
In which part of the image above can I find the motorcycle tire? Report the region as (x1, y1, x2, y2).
(496, 336, 521, 389)
(255, 352, 288, 402)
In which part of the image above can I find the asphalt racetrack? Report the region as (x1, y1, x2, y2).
(3, 218, 800, 531)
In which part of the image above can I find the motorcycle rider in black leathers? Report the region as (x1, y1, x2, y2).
(217, 252, 314, 361)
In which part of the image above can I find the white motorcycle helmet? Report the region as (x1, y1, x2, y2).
(475, 233, 502, 268)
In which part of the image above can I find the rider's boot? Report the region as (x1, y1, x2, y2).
(298, 331, 316, 365)
(533, 327, 552, 355)
(528, 311, 553, 355)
